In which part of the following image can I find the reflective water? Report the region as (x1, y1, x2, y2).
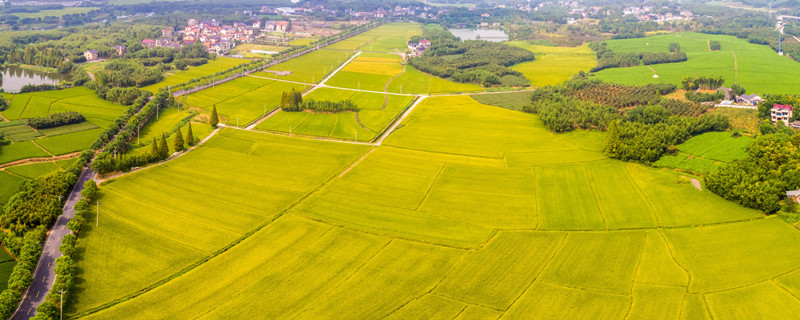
(1, 65, 70, 93)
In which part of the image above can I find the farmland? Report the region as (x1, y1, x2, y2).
(66, 92, 800, 319)
(655, 131, 754, 174)
(0, 87, 126, 164)
(141, 57, 250, 93)
(505, 42, 597, 87)
(593, 32, 800, 95)
(324, 22, 422, 52)
(255, 88, 414, 142)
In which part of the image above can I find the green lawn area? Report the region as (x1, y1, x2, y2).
(594, 32, 800, 95)
(261, 49, 355, 83)
(655, 131, 754, 174)
(141, 57, 251, 93)
(13, 7, 98, 19)
(506, 42, 597, 87)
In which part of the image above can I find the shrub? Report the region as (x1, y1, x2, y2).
(27, 112, 85, 129)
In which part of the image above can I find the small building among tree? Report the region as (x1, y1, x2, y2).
(787, 190, 800, 204)
(771, 105, 794, 126)
(113, 45, 127, 57)
(83, 50, 99, 61)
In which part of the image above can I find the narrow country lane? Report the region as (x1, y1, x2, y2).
(11, 168, 95, 320)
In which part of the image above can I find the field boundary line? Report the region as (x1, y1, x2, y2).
(623, 232, 649, 320)
(319, 51, 361, 86)
(244, 106, 281, 130)
(352, 112, 375, 133)
(583, 164, 607, 230)
(696, 263, 800, 295)
(374, 96, 427, 146)
(293, 205, 487, 250)
(500, 232, 568, 317)
(29, 140, 54, 157)
(622, 164, 661, 226)
(429, 292, 505, 312)
(540, 280, 632, 297)
(338, 147, 375, 178)
(16, 96, 31, 120)
(325, 113, 338, 138)
(701, 294, 715, 320)
(414, 163, 446, 210)
(382, 145, 503, 160)
(657, 230, 693, 291)
(289, 239, 393, 319)
(772, 279, 800, 303)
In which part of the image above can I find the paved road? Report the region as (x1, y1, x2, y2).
(12, 168, 95, 320)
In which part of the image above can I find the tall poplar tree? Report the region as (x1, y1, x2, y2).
(209, 105, 219, 128)
(173, 128, 184, 152)
(185, 123, 195, 146)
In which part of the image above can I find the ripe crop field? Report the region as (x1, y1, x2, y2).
(326, 53, 405, 92)
(386, 65, 484, 94)
(594, 32, 800, 95)
(67, 93, 800, 319)
(505, 42, 597, 87)
(655, 131, 754, 174)
(68, 129, 370, 316)
(324, 22, 422, 52)
(141, 57, 250, 92)
(255, 88, 414, 141)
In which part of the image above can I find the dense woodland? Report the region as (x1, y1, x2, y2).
(26, 111, 85, 129)
(706, 132, 800, 214)
(526, 77, 727, 163)
(409, 26, 533, 87)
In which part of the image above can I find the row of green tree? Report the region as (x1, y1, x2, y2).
(681, 76, 725, 90)
(27, 111, 85, 129)
(590, 43, 687, 72)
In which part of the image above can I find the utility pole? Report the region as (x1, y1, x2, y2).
(96, 201, 99, 227)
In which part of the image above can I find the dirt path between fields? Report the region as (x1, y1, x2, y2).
(381, 65, 407, 109)
(707, 40, 711, 51)
(0, 152, 80, 170)
(30, 140, 54, 156)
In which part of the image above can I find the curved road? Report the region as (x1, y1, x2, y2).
(11, 168, 95, 320)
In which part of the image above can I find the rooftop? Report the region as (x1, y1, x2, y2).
(773, 104, 794, 111)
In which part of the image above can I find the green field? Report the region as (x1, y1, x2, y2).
(0, 87, 125, 153)
(182, 76, 306, 126)
(64, 90, 800, 318)
(655, 131, 754, 174)
(141, 57, 250, 93)
(324, 23, 422, 52)
(255, 88, 414, 141)
(261, 50, 355, 84)
(506, 42, 597, 87)
(13, 7, 99, 19)
(594, 32, 800, 95)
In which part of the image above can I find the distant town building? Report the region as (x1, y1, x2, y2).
(772, 105, 794, 126)
(83, 50, 99, 61)
(188, 18, 198, 26)
(791, 121, 800, 130)
(162, 27, 174, 38)
(113, 45, 127, 57)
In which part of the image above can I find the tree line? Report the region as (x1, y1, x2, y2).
(706, 133, 800, 214)
(26, 111, 85, 129)
(408, 26, 534, 87)
(590, 42, 687, 72)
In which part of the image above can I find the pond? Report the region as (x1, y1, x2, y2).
(1, 65, 71, 93)
(448, 28, 509, 42)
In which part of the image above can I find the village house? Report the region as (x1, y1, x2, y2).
(141, 39, 156, 49)
(83, 49, 99, 61)
(276, 21, 290, 32)
(791, 121, 800, 130)
(787, 190, 800, 204)
(737, 93, 764, 106)
(162, 27, 174, 38)
(771, 105, 794, 126)
(113, 45, 127, 57)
